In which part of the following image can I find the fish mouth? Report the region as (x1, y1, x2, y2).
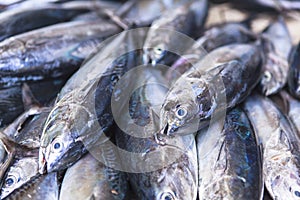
(159, 123, 178, 136)
(38, 149, 47, 174)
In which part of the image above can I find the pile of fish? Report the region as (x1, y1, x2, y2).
(1, 0, 300, 199)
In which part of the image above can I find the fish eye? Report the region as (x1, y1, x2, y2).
(51, 138, 64, 152)
(176, 107, 187, 118)
(154, 44, 165, 55)
(5, 175, 18, 187)
(295, 190, 300, 197)
(263, 71, 272, 82)
(159, 192, 176, 200)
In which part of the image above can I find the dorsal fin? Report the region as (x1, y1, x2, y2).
(22, 83, 41, 110)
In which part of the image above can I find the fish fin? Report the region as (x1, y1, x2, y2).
(3, 106, 50, 139)
(0, 131, 35, 158)
(0, 131, 16, 154)
(22, 83, 41, 110)
(101, 8, 129, 30)
(240, 14, 257, 28)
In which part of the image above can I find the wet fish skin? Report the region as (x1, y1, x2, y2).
(3, 172, 59, 200)
(116, 130, 198, 200)
(0, 149, 39, 199)
(197, 107, 263, 200)
(259, 17, 292, 96)
(115, 67, 197, 200)
(288, 41, 300, 99)
(160, 43, 262, 136)
(14, 110, 50, 148)
(243, 94, 300, 200)
(60, 153, 123, 200)
(218, 0, 300, 12)
(193, 22, 256, 52)
(124, 0, 193, 27)
(39, 30, 147, 174)
(167, 22, 257, 80)
(143, 0, 208, 66)
(0, 0, 104, 42)
(0, 20, 121, 89)
(0, 78, 66, 128)
(0, 107, 49, 197)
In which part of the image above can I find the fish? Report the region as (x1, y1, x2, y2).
(0, 19, 121, 89)
(0, 95, 51, 198)
(196, 107, 263, 200)
(218, 0, 300, 12)
(191, 21, 257, 53)
(159, 43, 262, 136)
(0, 78, 66, 128)
(0, 133, 17, 182)
(1, 83, 50, 142)
(124, 0, 192, 27)
(288, 41, 300, 99)
(167, 21, 257, 81)
(143, 0, 208, 66)
(39, 29, 147, 174)
(114, 67, 198, 200)
(243, 94, 300, 200)
(13, 110, 50, 149)
(118, 133, 198, 200)
(0, 0, 115, 42)
(259, 17, 293, 96)
(0, 148, 39, 199)
(0, 141, 6, 165)
(60, 153, 127, 200)
(3, 172, 59, 200)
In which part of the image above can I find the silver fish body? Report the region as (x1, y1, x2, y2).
(160, 43, 262, 136)
(197, 108, 263, 200)
(0, 150, 39, 199)
(0, 0, 114, 42)
(259, 17, 293, 96)
(288, 41, 300, 99)
(167, 22, 257, 80)
(143, 0, 208, 66)
(39, 29, 147, 173)
(124, 0, 194, 27)
(115, 67, 198, 200)
(0, 79, 64, 128)
(0, 20, 121, 89)
(220, 0, 300, 11)
(3, 172, 59, 200)
(60, 153, 126, 200)
(14, 110, 50, 148)
(243, 94, 300, 200)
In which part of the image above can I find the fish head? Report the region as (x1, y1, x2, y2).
(159, 78, 203, 136)
(1, 157, 38, 198)
(39, 103, 92, 174)
(260, 53, 288, 96)
(159, 100, 199, 136)
(151, 152, 197, 200)
(136, 164, 197, 200)
(143, 43, 168, 66)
